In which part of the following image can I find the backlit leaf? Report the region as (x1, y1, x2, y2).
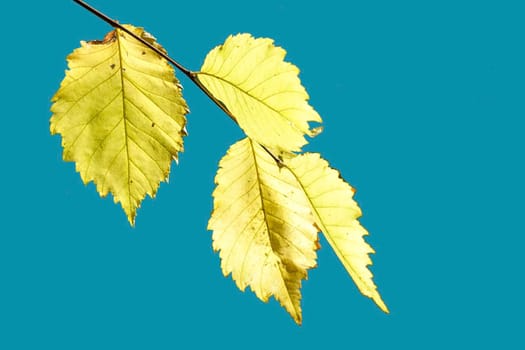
(208, 138, 319, 324)
(284, 153, 389, 313)
(197, 33, 322, 153)
(50, 25, 188, 225)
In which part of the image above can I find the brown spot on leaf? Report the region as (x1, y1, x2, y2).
(110, 64, 115, 69)
(88, 30, 116, 45)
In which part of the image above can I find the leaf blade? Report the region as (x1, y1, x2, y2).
(50, 25, 188, 225)
(197, 34, 322, 153)
(285, 153, 389, 313)
(208, 138, 319, 324)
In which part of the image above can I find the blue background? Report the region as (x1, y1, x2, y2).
(1, 0, 523, 348)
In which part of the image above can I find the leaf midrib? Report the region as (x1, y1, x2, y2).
(197, 72, 303, 134)
(116, 29, 133, 220)
(248, 140, 301, 320)
(286, 160, 388, 312)
(284, 161, 370, 293)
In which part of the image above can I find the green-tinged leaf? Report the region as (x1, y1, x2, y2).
(50, 25, 188, 225)
(208, 138, 319, 324)
(197, 33, 322, 153)
(285, 153, 389, 313)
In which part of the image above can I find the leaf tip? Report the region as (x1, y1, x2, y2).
(126, 210, 137, 227)
(294, 314, 303, 326)
(309, 126, 323, 138)
(286, 302, 303, 325)
(375, 295, 389, 314)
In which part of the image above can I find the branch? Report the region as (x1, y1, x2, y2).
(72, 0, 283, 167)
(73, 0, 193, 78)
(73, 1, 240, 121)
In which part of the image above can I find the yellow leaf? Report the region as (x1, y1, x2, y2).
(285, 153, 389, 313)
(208, 138, 318, 324)
(197, 34, 322, 153)
(50, 25, 188, 225)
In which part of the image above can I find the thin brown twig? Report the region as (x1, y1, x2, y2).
(71, 0, 282, 164)
(72, 0, 237, 122)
